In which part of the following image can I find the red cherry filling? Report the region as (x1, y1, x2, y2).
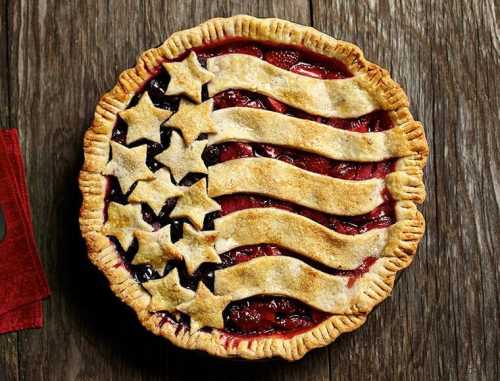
(212, 142, 395, 180)
(220, 244, 284, 267)
(212, 89, 393, 132)
(290, 62, 327, 79)
(212, 89, 266, 110)
(222, 256, 376, 336)
(264, 49, 300, 69)
(265, 97, 288, 113)
(220, 244, 377, 281)
(217, 194, 395, 235)
(337, 256, 378, 288)
(194, 41, 351, 79)
(224, 296, 329, 337)
(195, 43, 264, 64)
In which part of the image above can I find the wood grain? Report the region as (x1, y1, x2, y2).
(0, 0, 498, 380)
(0, 0, 20, 380)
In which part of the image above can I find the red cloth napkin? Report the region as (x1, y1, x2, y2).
(0, 129, 50, 334)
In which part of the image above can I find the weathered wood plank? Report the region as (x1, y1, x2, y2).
(8, 0, 145, 380)
(312, 0, 499, 380)
(0, 334, 18, 381)
(4, 0, 498, 380)
(0, 0, 20, 379)
(0, 0, 9, 130)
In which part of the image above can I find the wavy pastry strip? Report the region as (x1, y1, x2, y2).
(208, 158, 386, 216)
(214, 208, 390, 269)
(209, 107, 423, 162)
(207, 54, 379, 118)
(214, 256, 375, 314)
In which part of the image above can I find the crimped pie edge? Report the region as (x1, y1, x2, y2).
(79, 15, 428, 361)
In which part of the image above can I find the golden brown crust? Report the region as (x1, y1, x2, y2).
(207, 54, 379, 118)
(214, 256, 389, 314)
(214, 208, 391, 269)
(208, 158, 387, 215)
(209, 107, 423, 162)
(79, 15, 428, 361)
(154, 131, 208, 183)
(165, 99, 216, 145)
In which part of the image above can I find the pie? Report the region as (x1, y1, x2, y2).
(79, 15, 428, 361)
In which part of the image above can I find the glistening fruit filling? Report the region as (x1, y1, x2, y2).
(104, 39, 395, 338)
(204, 142, 396, 180)
(194, 40, 351, 79)
(223, 296, 330, 337)
(212, 89, 393, 132)
(217, 194, 395, 235)
(221, 252, 376, 337)
(111, 234, 378, 338)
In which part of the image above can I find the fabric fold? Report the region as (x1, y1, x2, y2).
(0, 129, 50, 334)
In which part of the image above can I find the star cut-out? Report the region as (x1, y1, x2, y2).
(102, 202, 153, 251)
(177, 282, 230, 332)
(118, 92, 173, 145)
(154, 131, 207, 183)
(174, 223, 220, 275)
(128, 168, 182, 215)
(170, 179, 221, 230)
(103, 142, 155, 193)
(143, 268, 195, 313)
(132, 226, 182, 275)
(165, 99, 216, 145)
(162, 51, 214, 104)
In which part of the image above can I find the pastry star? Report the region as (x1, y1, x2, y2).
(165, 99, 216, 145)
(132, 226, 182, 274)
(177, 282, 230, 332)
(119, 92, 173, 145)
(162, 51, 214, 104)
(143, 268, 195, 313)
(103, 142, 155, 193)
(102, 202, 153, 250)
(128, 168, 182, 215)
(170, 179, 221, 230)
(154, 131, 207, 183)
(175, 223, 220, 275)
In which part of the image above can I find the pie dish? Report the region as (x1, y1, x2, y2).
(79, 15, 428, 361)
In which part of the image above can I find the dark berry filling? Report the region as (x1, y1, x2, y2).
(208, 142, 395, 180)
(109, 237, 161, 283)
(103, 39, 398, 339)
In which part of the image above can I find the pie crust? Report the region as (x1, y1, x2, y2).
(209, 107, 425, 161)
(79, 15, 428, 361)
(214, 207, 390, 269)
(207, 54, 382, 118)
(208, 157, 386, 215)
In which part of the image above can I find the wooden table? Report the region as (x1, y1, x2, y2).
(0, 1, 498, 380)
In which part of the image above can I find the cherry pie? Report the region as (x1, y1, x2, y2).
(79, 15, 428, 360)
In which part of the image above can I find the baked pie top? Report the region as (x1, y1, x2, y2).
(79, 15, 427, 361)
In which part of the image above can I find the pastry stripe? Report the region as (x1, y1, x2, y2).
(214, 208, 390, 270)
(214, 256, 376, 314)
(209, 107, 420, 162)
(207, 54, 380, 118)
(208, 158, 386, 216)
